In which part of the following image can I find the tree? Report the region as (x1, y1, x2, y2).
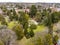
(30, 5, 37, 17)
(12, 8, 18, 20)
(35, 12, 42, 22)
(43, 11, 60, 35)
(42, 8, 47, 17)
(9, 14, 13, 21)
(19, 12, 36, 39)
(44, 34, 53, 45)
(12, 24, 24, 40)
(1, 19, 7, 25)
(47, 8, 52, 13)
(58, 11, 60, 20)
(6, 10, 13, 21)
(2, 6, 7, 15)
(8, 8, 18, 21)
(31, 36, 44, 45)
(19, 12, 29, 29)
(7, 10, 11, 16)
(53, 35, 59, 45)
(41, 8, 48, 22)
(0, 26, 17, 45)
(35, 37, 44, 45)
(0, 15, 5, 21)
(26, 24, 37, 38)
(15, 4, 23, 9)
(18, 12, 29, 38)
(2, 6, 7, 12)
(30, 24, 37, 30)
(0, 15, 7, 25)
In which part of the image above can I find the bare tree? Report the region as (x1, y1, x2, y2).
(0, 26, 17, 45)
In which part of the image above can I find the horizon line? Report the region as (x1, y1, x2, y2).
(0, 2, 60, 3)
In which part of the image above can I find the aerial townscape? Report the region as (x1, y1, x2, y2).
(0, 2, 60, 45)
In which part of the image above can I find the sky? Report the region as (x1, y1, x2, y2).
(0, 0, 60, 3)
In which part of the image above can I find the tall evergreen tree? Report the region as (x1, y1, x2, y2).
(30, 5, 37, 17)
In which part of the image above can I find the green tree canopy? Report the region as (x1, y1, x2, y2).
(35, 12, 42, 22)
(43, 10, 60, 35)
(53, 35, 59, 44)
(12, 24, 24, 40)
(30, 5, 37, 17)
(44, 34, 53, 45)
(0, 15, 7, 25)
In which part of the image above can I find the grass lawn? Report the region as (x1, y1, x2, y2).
(34, 25, 46, 33)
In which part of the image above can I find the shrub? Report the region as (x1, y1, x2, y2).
(0, 27, 17, 45)
(53, 35, 59, 44)
(44, 34, 53, 45)
(35, 37, 44, 45)
(12, 24, 24, 40)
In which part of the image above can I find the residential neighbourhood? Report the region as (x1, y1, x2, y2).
(0, 2, 60, 45)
